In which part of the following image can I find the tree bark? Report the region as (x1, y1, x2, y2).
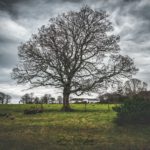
(61, 87, 72, 111)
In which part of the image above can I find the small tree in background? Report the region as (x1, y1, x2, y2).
(0, 92, 11, 104)
(57, 96, 63, 104)
(5, 95, 11, 104)
(0, 92, 6, 104)
(124, 78, 147, 96)
(20, 93, 32, 104)
(50, 97, 56, 104)
(41, 94, 51, 104)
(12, 6, 137, 111)
(34, 97, 40, 104)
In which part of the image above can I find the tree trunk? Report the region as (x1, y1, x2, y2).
(61, 87, 72, 112)
(2, 99, 4, 104)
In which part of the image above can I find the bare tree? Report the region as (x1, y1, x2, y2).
(0, 92, 11, 104)
(34, 96, 40, 104)
(124, 78, 147, 96)
(50, 97, 55, 104)
(20, 93, 32, 104)
(57, 96, 63, 104)
(41, 94, 51, 104)
(0, 92, 5, 104)
(5, 94, 11, 104)
(12, 6, 137, 111)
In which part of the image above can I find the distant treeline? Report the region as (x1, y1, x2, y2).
(19, 93, 63, 104)
(0, 92, 11, 104)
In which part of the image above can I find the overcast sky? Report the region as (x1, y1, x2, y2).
(0, 0, 150, 102)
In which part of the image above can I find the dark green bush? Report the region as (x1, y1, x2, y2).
(0, 113, 11, 117)
(113, 97, 150, 125)
(24, 108, 43, 114)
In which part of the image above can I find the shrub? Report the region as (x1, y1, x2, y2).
(24, 108, 43, 114)
(113, 97, 150, 125)
(0, 113, 11, 117)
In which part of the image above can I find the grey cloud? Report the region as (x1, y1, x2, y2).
(0, 71, 12, 83)
(0, 52, 17, 68)
(0, 0, 150, 99)
(0, 36, 17, 43)
(0, 0, 82, 20)
(61, 0, 83, 2)
(0, 0, 22, 19)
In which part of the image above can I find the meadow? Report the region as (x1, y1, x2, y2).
(0, 104, 150, 150)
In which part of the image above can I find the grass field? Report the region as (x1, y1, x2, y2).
(0, 104, 150, 150)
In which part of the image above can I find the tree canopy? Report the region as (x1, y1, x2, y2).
(12, 6, 137, 111)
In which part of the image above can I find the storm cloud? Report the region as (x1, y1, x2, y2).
(0, 0, 150, 100)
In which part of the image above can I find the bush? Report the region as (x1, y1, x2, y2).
(0, 113, 11, 117)
(113, 97, 150, 125)
(24, 108, 43, 114)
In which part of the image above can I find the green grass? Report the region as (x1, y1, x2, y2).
(0, 104, 150, 150)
